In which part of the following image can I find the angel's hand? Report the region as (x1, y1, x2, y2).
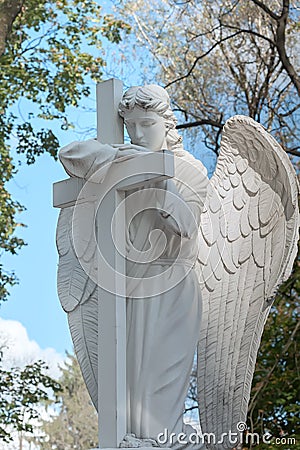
(114, 148, 145, 163)
(112, 143, 151, 153)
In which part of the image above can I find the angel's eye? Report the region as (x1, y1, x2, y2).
(141, 121, 156, 127)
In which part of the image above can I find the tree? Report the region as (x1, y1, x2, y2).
(30, 354, 98, 449)
(0, 0, 130, 301)
(0, 356, 61, 445)
(116, 0, 299, 157)
(247, 256, 300, 448)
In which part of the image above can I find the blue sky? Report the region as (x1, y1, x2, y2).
(0, 89, 101, 358)
(1, 137, 74, 354)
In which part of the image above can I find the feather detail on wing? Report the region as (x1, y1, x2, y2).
(56, 204, 99, 409)
(68, 290, 98, 410)
(196, 115, 299, 449)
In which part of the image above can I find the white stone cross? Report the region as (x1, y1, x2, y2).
(53, 79, 174, 449)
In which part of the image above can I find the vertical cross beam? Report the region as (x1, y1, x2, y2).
(54, 79, 174, 450)
(97, 79, 124, 144)
(96, 79, 127, 448)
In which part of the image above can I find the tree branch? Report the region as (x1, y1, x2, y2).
(248, 319, 300, 414)
(184, 405, 198, 414)
(250, 0, 280, 20)
(176, 120, 300, 157)
(165, 27, 276, 89)
(132, 11, 169, 75)
(223, 15, 300, 96)
(275, 0, 300, 96)
(176, 119, 223, 130)
(186, 23, 222, 42)
(165, 31, 246, 88)
(219, 22, 276, 47)
(284, 148, 300, 157)
(279, 103, 300, 117)
(251, 0, 300, 95)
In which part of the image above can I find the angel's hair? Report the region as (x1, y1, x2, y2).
(118, 85, 184, 152)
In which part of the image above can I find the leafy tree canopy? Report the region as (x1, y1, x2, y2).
(0, 357, 61, 444)
(247, 255, 300, 447)
(30, 353, 98, 449)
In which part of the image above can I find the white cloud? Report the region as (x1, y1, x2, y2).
(0, 317, 65, 379)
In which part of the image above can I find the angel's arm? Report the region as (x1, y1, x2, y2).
(157, 154, 209, 238)
(59, 139, 120, 179)
(60, 140, 153, 181)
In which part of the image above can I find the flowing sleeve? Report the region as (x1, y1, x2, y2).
(59, 138, 119, 183)
(158, 151, 209, 239)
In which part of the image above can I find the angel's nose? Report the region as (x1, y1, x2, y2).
(135, 125, 144, 139)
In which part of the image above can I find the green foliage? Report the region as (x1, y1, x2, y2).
(246, 248, 300, 448)
(0, 0, 130, 301)
(0, 358, 61, 443)
(31, 353, 98, 449)
(0, 117, 25, 300)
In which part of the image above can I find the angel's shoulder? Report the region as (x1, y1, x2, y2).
(174, 149, 208, 178)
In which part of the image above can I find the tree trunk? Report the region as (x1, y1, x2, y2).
(0, 0, 24, 55)
(275, 3, 300, 96)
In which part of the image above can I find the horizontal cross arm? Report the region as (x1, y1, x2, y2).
(53, 150, 174, 209)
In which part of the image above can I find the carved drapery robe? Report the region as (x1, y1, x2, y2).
(59, 141, 208, 439)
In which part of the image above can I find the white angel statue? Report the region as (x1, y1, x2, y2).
(56, 84, 299, 450)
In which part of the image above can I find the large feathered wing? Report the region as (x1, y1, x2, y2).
(196, 115, 299, 449)
(56, 203, 99, 410)
(56, 139, 119, 412)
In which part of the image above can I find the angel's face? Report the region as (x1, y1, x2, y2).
(124, 106, 168, 151)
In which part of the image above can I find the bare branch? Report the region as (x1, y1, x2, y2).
(184, 405, 198, 413)
(186, 23, 222, 42)
(132, 11, 169, 74)
(250, 0, 280, 20)
(284, 148, 300, 157)
(220, 0, 241, 18)
(275, 1, 300, 96)
(222, 10, 300, 96)
(279, 103, 300, 117)
(219, 22, 276, 46)
(214, 116, 223, 153)
(177, 119, 300, 157)
(176, 119, 223, 130)
(165, 31, 246, 88)
(165, 26, 278, 89)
